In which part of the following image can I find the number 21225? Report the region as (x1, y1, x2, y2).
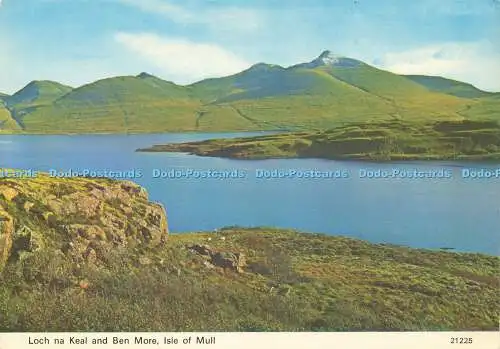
(450, 337, 473, 344)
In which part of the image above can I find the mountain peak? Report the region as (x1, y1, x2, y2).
(294, 50, 363, 69)
(317, 50, 343, 64)
(6, 80, 73, 107)
(245, 63, 284, 72)
(137, 72, 157, 79)
(25, 80, 61, 87)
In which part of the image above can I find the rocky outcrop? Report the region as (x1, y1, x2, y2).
(0, 173, 168, 270)
(188, 244, 246, 273)
(212, 251, 247, 273)
(0, 206, 14, 271)
(190, 244, 212, 256)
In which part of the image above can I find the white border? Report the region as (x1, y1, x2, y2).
(0, 332, 498, 349)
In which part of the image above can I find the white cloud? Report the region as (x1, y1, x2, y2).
(119, 0, 190, 22)
(114, 32, 251, 84)
(117, 0, 264, 33)
(375, 41, 500, 92)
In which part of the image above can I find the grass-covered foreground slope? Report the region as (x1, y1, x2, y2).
(0, 51, 498, 134)
(0, 174, 498, 331)
(138, 119, 500, 161)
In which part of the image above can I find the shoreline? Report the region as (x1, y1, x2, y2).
(136, 120, 500, 162)
(168, 228, 497, 257)
(136, 148, 500, 162)
(0, 129, 287, 136)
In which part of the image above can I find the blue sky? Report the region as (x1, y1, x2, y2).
(0, 0, 498, 93)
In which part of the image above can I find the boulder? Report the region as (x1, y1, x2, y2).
(11, 225, 43, 256)
(189, 244, 213, 256)
(211, 251, 247, 273)
(188, 244, 247, 273)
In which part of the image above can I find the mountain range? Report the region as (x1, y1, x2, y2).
(0, 50, 498, 134)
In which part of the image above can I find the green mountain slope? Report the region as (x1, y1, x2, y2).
(20, 74, 206, 133)
(6, 80, 72, 110)
(4, 51, 499, 134)
(2, 81, 73, 130)
(190, 61, 365, 102)
(190, 63, 287, 102)
(405, 75, 495, 98)
(315, 62, 472, 121)
(192, 51, 490, 130)
(56, 73, 190, 106)
(0, 104, 21, 132)
(459, 96, 500, 121)
(190, 60, 401, 130)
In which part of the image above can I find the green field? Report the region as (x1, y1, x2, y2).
(0, 52, 498, 134)
(0, 174, 498, 331)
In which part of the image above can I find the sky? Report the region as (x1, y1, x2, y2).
(0, 0, 499, 94)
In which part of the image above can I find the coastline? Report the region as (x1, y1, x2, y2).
(135, 120, 500, 162)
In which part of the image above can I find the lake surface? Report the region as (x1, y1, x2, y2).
(0, 133, 498, 255)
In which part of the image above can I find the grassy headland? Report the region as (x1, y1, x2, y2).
(0, 173, 498, 331)
(137, 119, 500, 161)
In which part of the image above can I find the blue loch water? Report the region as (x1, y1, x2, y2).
(0, 133, 498, 255)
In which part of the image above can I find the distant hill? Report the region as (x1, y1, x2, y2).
(1, 81, 73, 131)
(20, 74, 203, 133)
(405, 75, 495, 99)
(1, 51, 498, 134)
(5, 80, 72, 110)
(56, 73, 190, 107)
